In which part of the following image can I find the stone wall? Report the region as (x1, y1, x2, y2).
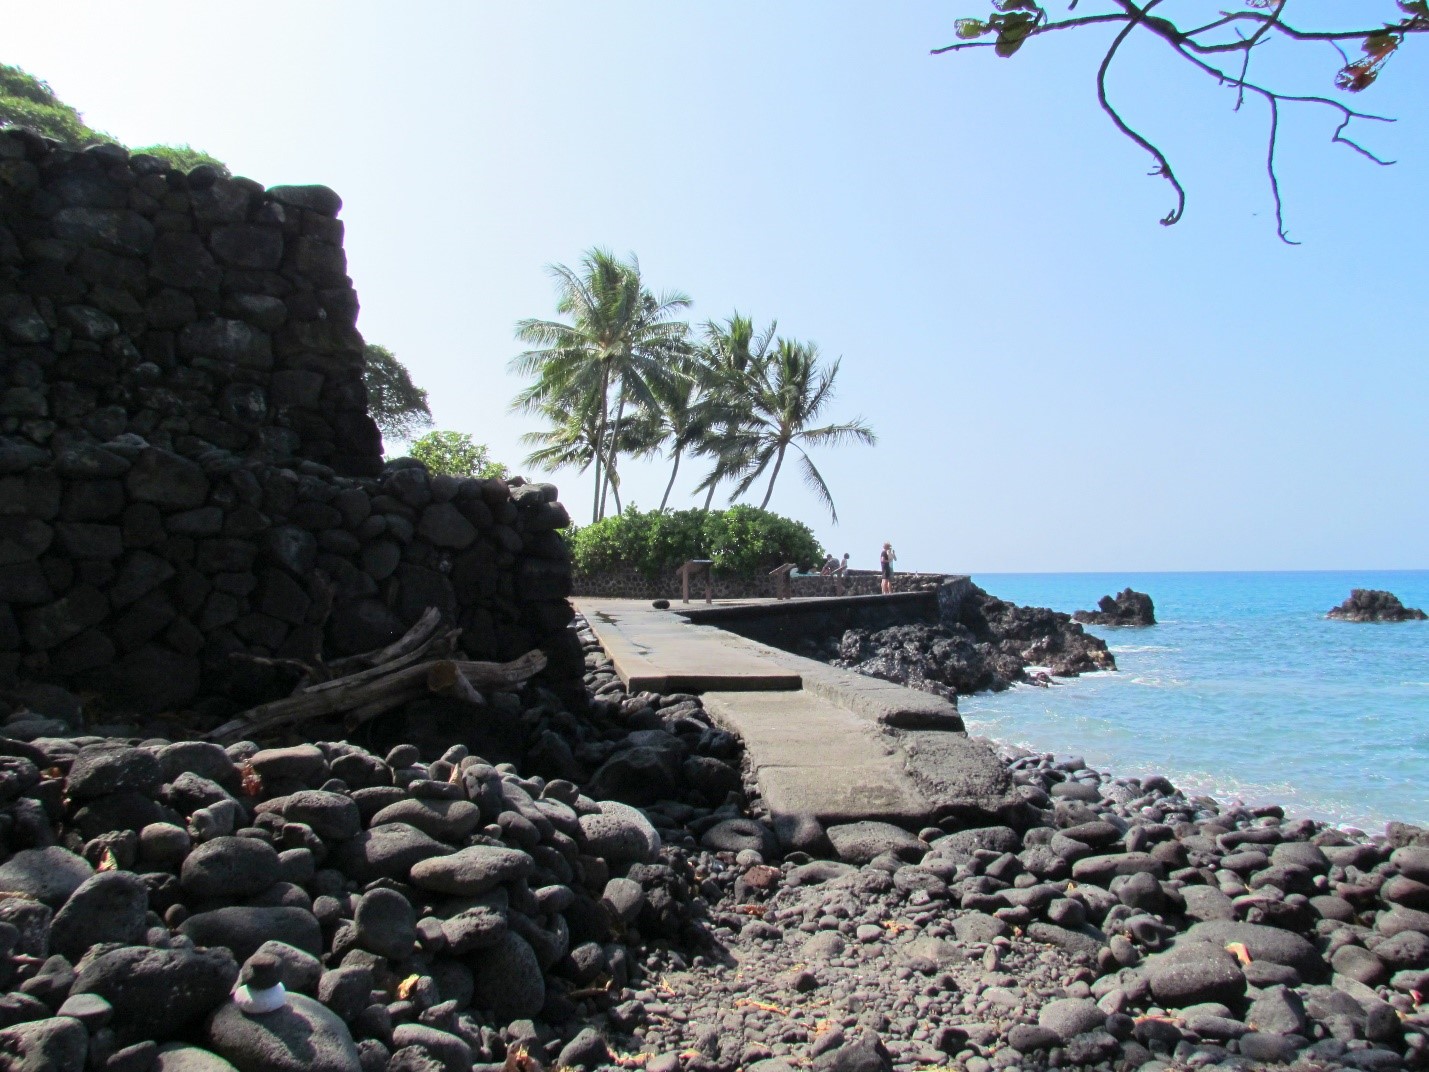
(572, 566, 950, 602)
(0, 450, 576, 713)
(0, 132, 579, 714)
(680, 577, 976, 652)
(0, 129, 381, 477)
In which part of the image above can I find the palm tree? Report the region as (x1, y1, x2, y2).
(691, 314, 777, 510)
(510, 249, 690, 523)
(518, 398, 650, 515)
(631, 367, 717, 512)
(709, 338, 875, 523)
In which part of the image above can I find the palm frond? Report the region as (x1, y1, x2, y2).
(796, 448, 839, 524)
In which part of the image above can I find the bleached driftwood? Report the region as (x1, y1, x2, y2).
(205, 607, 546, 744)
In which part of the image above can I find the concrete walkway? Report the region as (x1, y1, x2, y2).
(574, 598, 802, 693)
(574, 598, 1019, 832)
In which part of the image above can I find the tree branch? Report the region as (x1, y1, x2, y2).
(1180, 10, 1428, 49)
(1096, 10, 1185, 226)
(931, 13, 1129, 54)
(1164, 38, 1396, 240)
(1264, 96, 1298, 245)
(935, 0, 1416, 237)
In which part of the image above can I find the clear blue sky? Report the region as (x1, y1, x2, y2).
(9, 3, 1426, 572)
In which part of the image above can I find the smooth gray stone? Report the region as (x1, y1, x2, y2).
(206, 992, 361, 1072)
(826, 821, 925, 865)
(353, 888, 416, 961)
(410, 846, 532, 896)
(278, 791, 361, 841)
(67, 746, 163, 800)
(49, 871, 148, 959)
(1247, 985, 1309, 1036)
(154, 1043, 242, 1072)
(1038, 997, 1106, 1042)
(1144, 945, 1246, 1008)
(577, 802, 660, 865)
(253, 941, 322, 996)
(180, 837, 281, 900)
(0, 1015, 87, 1071)
(391, 1023, 472, 1071)
(72, 945, 237, 1042)
(0, 848, 93, 906)
(1179, 920, 1328, 980)
(471, 931, 544, 1020)
(332, 823, 449, 883)
(369, 798, 481, 841)
(180, 906, 322, 963)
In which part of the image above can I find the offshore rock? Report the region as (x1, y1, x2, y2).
(1073, 588, 1156, 627)
(1327, 589, 1426, 622)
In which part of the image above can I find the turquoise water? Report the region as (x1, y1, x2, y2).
(958, 572, 1429, 832)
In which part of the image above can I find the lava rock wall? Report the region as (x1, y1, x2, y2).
(0, 128, 380, 475)
(0, 131, 579, 712)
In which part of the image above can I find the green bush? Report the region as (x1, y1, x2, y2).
(407, 431, 507, 479)
(130, 143, 231, 178)
(570, 506, 825, 578)
(0, 63, 228, 174)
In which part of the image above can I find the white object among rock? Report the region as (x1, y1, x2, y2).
(232, 981, 287, 1014)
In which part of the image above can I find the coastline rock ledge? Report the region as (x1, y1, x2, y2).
(1327, 589, 1427, 622)
(1073, 588, 1157, 627)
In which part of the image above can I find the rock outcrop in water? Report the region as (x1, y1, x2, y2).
(1327, 589, 1427, 622)
(1074, 588, 1157, 627)
(828, 584, 1115, 702)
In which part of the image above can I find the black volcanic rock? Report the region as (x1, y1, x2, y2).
(830, 584, 1114, 699)
(1073, 588, 1156, 627)
(1327, 589, 1426, 622)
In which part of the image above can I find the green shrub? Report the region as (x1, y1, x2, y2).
(570, 506, 825, 578)
(0, 63, 228, 173)
(407, 431, 507, 479)
(130, 143, 231, 178)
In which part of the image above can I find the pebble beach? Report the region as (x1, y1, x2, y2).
(1, 608, 1428, 1072)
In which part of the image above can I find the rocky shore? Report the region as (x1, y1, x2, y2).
(1327, 591, 1427, 623)
(813, 584, 1115, 702)
(0, 610, 1427, 1071)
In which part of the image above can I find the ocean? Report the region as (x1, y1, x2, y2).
(957, 571, 1429, 832)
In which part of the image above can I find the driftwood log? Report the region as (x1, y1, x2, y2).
(206, 608, 547, 745)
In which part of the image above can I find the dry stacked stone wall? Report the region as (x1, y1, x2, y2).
(0, 129, 381, 475)
(0, 131, 578, 712)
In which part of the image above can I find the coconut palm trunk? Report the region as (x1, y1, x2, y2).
(589, 364, 611, 524)
(759, 442, 788, 509)
(600, 387, 628, 520)
(659, 447, 682, 511)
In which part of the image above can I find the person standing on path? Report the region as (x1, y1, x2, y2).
(880, 542, 896, 595)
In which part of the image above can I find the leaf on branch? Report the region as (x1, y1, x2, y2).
(1364, 33, 1399, 59)
(1334, 64, 1375, 91)
(994, 13, 1036, 57)
(955, 18, 991, 40)
(992, 0, 1042, 11)
(1334, 31, 1402, 92)
(1399, 1, 1429, 20)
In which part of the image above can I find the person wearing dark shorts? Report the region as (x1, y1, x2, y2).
(880, 542, 896, 594)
